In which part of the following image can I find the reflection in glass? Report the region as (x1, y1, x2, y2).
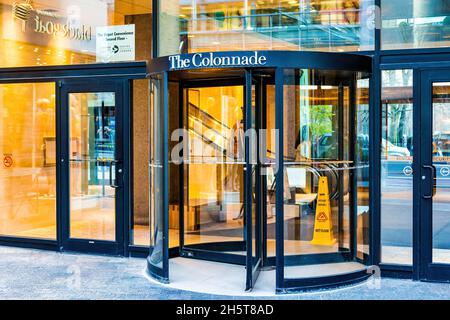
(0, 83, 56, 239)
(0, 0, 152, 68)
(265, 84, 276, 258)
(69, 92, 116, 241)
(180, 86, 245, 250)
(158, 0, 374, 56)
(280, 68, 371, 279)
(380, 69, 413, 265)
(356, 76, 370, 260)
(432, 82, 450, 264)
(282, 69, 352, 258)
(132, 79, 151, 246)
(149, 77, 164, 268)
(381, 0, 450, 50)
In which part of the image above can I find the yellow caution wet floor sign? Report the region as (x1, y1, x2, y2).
(310, 176, 336, 246)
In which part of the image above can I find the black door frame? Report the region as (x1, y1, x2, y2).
(0, 62, 146, 255)
(171, 67, 363, 290)
(175, 73, 265, 289)
(177, 76, 250, 265)
(419, 68, 450, 282)
(378, 53, 450, 281)
(59, 79, 128, 255)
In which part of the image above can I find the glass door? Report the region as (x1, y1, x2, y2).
(245, 71, 265, 291)
(180, 81, 247, 262)
(177, 73, 264, 290)
(60, 80, 125, 255)
(420, 70, 450, 281)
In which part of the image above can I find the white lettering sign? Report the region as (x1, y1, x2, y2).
(96, 24, 135, 62)
(168, 52, 267, 70)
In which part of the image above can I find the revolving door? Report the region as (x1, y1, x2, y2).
(147, 51, 372, 292)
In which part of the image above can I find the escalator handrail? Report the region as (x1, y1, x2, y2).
(189, 102, 231, 130)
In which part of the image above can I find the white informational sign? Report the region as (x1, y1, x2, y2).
(286, 167, 307, 188)
(96, 24, 135, 62)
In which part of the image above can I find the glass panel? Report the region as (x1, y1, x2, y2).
(183, 85, 245, 251)
(381, 0, 450, 50)
(132, 79, 150, 246)
(149, 76, 164, 268)
(282, 69, 353, 264)
(432, 82, 450, 264)
(265, 83, 276, 258)
(0, 82, 56, 239)
(158, 0, 374, 56)
(356, 75, 370, 260)
(0, 0, 152, 67)
(249, 79, 258, 276)
(380, 69, 413, 265)
(168, 81, 180, 249)
(69, 92, 116, 241)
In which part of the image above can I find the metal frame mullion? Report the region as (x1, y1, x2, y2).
(412, 68, 422, 280)
(369, 55, 382, 267)
(162, 71, 170, 279)
(245, 69, 253, 290)
(275, 67, 285, 291)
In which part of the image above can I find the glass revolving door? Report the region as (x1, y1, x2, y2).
(147, 51, 372, 293)
(277, 68, 371, 291)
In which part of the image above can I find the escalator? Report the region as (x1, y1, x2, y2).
(187, 99, 345, 224)
(187, 102, 231, 155)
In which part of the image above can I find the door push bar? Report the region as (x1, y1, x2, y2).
(109, 160, 122, 189)
(422, 164, 436, 199)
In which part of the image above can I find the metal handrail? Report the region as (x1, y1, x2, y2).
(179, 9, 363, 33)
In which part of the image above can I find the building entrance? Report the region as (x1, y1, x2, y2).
(147, 51, 373, 292)
(419, 70, 450, 282)
(59, 80, 127, 255)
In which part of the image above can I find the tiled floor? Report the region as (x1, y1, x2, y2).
(0, 246, 449, 300)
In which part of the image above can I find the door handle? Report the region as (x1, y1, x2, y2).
(422, 164, 436, 199)
(109, 160, 122, 189)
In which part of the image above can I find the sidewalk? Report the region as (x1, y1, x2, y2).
(0, 247, 449, 300)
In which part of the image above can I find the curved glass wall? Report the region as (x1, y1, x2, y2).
(147, 51, 372, 291)
(148, 74, 168, 280)
(279, 69, 370, 287)
(158, 0, 375, 56)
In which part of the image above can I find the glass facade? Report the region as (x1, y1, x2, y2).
(149, 75, 165, 269)
(182, 85, 245, 249)
(280, 68, 371, 279)
(145, 49, 373, 289)
(69, 91, 117, 241)
(158, 0, 375, 56)
(356, 76, 370, 260)
(132, 79, 151, 246)
(381, 0, 450, 50)
(380, 69, 413, 265)
(431, 82, 450, 264)
(0, 82, 56, 239)
(0, 0, 151, 67)
(0, 0, 449, 292)
(282, 69, 352, 258)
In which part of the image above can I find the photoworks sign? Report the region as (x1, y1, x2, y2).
(168, 51, 268, 70)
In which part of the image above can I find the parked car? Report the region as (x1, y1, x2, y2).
(381, 138, 411, 157)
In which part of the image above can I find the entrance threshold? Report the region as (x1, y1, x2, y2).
(146, 258, 368, 296)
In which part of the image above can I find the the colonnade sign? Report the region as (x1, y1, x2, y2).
(168, 51, 267, 70)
